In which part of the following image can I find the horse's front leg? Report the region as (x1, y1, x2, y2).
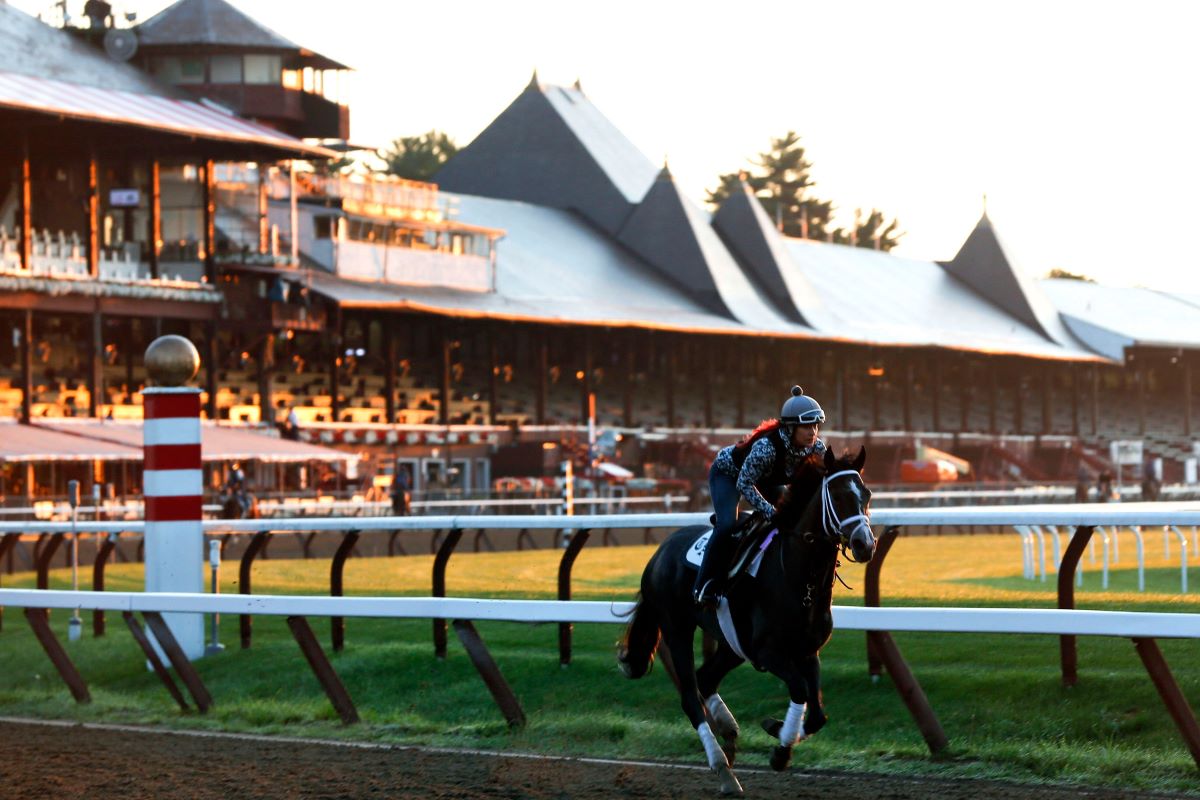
(761, 653, 824, 771)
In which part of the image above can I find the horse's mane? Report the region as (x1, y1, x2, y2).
(772, 450, 857, 530)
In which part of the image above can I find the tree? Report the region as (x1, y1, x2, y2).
(708, 132, 903, 251)
(1046, 268, 1093, 282)
(377, 130, 459, 182)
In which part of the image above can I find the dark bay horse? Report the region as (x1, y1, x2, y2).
(617, 447, 875, 795)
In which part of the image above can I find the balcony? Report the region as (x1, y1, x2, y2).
(336, 241, 491, 292)
(188, 84, 350, 139)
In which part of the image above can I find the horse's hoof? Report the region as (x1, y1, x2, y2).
(769, 744, 792, 772)
(760, 717, 783, 738)
(714, 764, 743, 796)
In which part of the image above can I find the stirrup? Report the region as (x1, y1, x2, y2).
(694, 580, 721, 610)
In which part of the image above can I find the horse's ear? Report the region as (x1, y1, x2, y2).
(852, 445, 866, 472)
(823, 447, 836, 470)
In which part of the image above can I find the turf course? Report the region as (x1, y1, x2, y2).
(1, 528, 1198, 793)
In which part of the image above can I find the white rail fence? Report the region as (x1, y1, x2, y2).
(3, 505, 1200, 760)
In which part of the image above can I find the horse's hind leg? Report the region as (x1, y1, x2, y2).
(663, 628, 743, 796)
(697, 641, 745, 762)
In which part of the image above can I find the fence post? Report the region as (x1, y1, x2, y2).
(0, 533, 18, 631)
(1132, 637, 1200, 767)
(142, 335, 205, 660)
(330, 530, 360, 652)
(35, 533, 64, 590)
(239, 530, 270, 649)
(558, 528, 591, 667)
(92, 531, 118, 637)
(432, 528, 463, 659)
(1057, 525, 1095, 687)
(864, 525, 899, 679)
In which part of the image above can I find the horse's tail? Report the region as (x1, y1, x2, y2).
(616, 592, 660, 679)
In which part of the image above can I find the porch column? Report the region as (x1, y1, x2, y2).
(1012, 364, 1024, 434)
(330, 308, 343, 423)
(201, 159, 216, 284)
(439, 332, 452, 426)
(488, 333, 498, 425)
(664, 339, 676, 429)
(1184, 357, 1193, 438)
(1090, 365, 1100, 436)
(1042, 362, 1053, 434)
(18, 136, 32, 272)
(124, 319, 136, 395)
(1136, 361, 1147, 436)
(623, 333, 634, 428)
(702, 337, 713, 429)
(147, 159, 161, 279)
(20, 309, 33, 424)
(988, 362, 998, 435)
(837, 349, 849, 432)
(385, 323, 397, 424)
(536, 333, 547, 425)
(85, 151, 100, 278)
(733, 341, 745, 429)
(204, 321, 218, 420)
(870, 356, 881, 430)
(88, 311, 103, 417)
(257, 334, 274, 427)
(580, 330, 592, 425)
(931, 354, 942, 432)
(1071, 363, 1081, 436)
(959, 357, 970, 432)
(257, 166, 270, 255)
(902, 357, 913, 431)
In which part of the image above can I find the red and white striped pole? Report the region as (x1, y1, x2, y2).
(142, 335, 205, 659)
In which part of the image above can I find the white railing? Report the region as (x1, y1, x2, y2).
(3, 502, 1200, 536)
(3, 589, 1200, 639)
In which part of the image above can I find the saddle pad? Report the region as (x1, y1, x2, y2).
(684, 529, 713, 568)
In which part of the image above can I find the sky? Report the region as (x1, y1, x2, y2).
(13, 0, 1200, 293)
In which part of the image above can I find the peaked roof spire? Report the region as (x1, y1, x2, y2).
(942, 214, 1080, 347)
(527, 69, 541, 91)
(435, 76, 658, 234)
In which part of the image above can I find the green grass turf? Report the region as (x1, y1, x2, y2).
(1, 529, 1199, 792)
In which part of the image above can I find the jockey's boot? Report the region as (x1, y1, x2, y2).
(693, 530, 734, 610)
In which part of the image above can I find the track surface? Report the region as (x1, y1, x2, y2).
(0, 718, 1189, 799)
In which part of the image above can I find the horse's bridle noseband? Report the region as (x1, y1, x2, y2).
(820, 469, 872, 562)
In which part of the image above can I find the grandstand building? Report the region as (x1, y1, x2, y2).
(3, 0, 1200, 503)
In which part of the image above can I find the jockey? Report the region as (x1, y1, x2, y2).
(223, 462, 249, 511)
(693, 385, 826, 609)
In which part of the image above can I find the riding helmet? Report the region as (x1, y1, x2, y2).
(779, 385, 825, 425)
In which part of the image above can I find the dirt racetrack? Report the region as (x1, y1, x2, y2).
(0, 718, 1190, 800)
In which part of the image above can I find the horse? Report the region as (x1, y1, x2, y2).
(220, 489, 259, 520)
(617, 447, 875, 796)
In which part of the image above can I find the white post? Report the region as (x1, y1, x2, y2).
(1170, 526, 1188, 595)
(1132, 526, 1146, 592)
(141, 335, 205, 660)
(1098, 527, 1110, 590)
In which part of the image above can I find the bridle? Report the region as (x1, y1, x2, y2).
(819, 469, 872, 563)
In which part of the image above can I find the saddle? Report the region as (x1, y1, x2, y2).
(707, 510, 777, 584)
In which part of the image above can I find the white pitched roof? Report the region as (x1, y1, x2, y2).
(783, 239, 1106, 360)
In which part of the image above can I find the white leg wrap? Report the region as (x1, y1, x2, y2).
(704, 693, 737, 733)
(779, 701, 806, 746)
(696, 721, 727, 770)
